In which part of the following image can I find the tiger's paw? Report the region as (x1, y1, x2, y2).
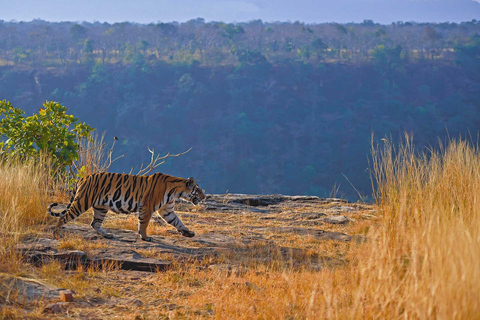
(180, 229, 195, 238)
(93, 226, 114, 239)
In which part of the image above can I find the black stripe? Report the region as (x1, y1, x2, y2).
(135, 176, 145, 200)
(87, 175, 99, 206)
(104, 175, 113, 194)
(92, 174, 101, 193)
(110, 173, 120, 187)
(99, 174, 109, 189)
(170, 216, 179, 225)
(97, 174, 110, 199)
(82, 183, 90, 211)
(131, 176, 137, 191)
(150, 173, 163, 193)
(93, 218, 103, 224)
(166, 187, 177, 203)
(112, 186, 122, 201)
(124, 187, 131, 202)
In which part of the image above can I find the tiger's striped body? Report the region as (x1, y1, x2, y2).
(49, 172, 205, 241)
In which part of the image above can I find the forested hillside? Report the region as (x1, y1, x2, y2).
(1, 19, 479, 199)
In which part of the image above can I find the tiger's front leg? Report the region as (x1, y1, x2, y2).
(160, 201, 195, 237)
(138, 207, 154, 242)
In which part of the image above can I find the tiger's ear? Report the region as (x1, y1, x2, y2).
(187, 177, 195, 187)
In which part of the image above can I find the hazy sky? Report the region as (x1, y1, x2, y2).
(2, 0, 480, 24)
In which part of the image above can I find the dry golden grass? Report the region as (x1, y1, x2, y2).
(58, 234, 111, 252)
(0, 158, 57, 318)
(351, 135, 480, 319)
(150, 265, 356, 319)
(0, 158, 52, 274)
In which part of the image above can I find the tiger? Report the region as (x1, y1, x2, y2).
(48, 172, 205, 242)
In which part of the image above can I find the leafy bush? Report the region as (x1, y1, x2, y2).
(0, 100, 93, 172)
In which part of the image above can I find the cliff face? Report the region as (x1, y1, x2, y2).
(2, 58, 478, 200)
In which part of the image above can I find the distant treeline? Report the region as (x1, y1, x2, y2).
(1, 19, 480, 68)
(0, 20, 479, 199)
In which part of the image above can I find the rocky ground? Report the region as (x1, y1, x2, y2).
(4, 194, 376, 319)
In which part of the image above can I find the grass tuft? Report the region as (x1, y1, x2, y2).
(356, 135, 480, 318)
(0, 158, 52, 273)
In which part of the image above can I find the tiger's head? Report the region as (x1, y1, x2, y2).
(182, 177, 205, 205)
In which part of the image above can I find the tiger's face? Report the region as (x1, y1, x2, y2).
(183, 177, 206, 205)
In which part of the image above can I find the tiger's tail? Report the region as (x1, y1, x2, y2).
(48, 181, 78, 218)
(48, 202, 65, 217)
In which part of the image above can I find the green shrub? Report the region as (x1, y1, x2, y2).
(0, 100, 93, 172)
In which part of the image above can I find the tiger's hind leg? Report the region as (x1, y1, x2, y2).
(53, 199, 88, 238)
(91, 206, 114, 239)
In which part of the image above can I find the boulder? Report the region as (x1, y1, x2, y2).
(59, 290, 73, 302)
(322, 215, 351, 225)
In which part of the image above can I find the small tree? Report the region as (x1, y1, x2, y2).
(0, 100, 93, 172)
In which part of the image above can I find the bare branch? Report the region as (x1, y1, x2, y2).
(136, 146, 192, 175)
(73, 134, 191, 177)
(77, 141, 107, 155)
(102, 138, 125, 172)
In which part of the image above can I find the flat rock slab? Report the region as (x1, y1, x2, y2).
(17, 232, 171, 272)
(299, 212, 327, 220)
(322, 215, 351, 225)
(19, 246, 170, 272)
(0, 273, 60, 302)
(252, 226, 352, 242)
(199, 194, 348, 213)
(18, 194, 361, 276)
(206, 194, 346, 206)
(89, 249, 170, 272)
(187, 232, 241, 247)
(29, 250, 87, 269)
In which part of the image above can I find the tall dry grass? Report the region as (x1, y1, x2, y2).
(0, 133, 119, 275)
(0, 158, 52, 273)
(352, 135, 480, 318)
